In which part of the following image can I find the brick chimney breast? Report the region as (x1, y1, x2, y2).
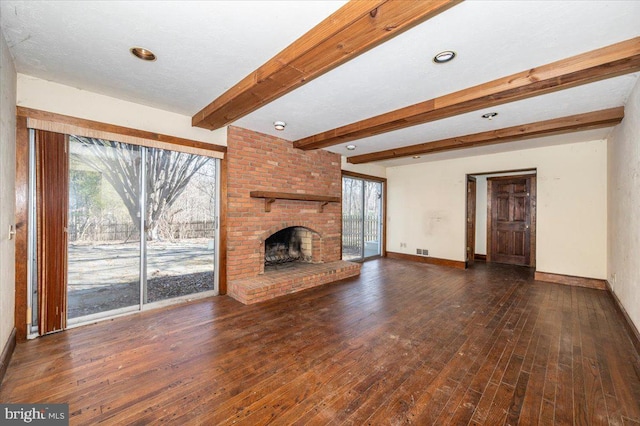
(226, 126, 359, 304)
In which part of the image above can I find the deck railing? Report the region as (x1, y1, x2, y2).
(342, 214, 380, 249)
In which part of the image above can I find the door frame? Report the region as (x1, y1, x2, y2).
(465, 169, 537, 269)
(486, 174, 537, 267)
(465, 175, 476, 267)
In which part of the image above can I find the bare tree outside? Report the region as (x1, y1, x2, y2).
(69, 136, 211, 241)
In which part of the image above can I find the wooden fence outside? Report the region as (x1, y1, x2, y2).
(69, 216, 374, 245)
(68, 220, 214, 242)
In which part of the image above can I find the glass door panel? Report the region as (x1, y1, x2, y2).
(364, 181, 383, 258)
(67, 137, 141, 320)
(342, 177, 364, 260)
(144, 149, 216, 304)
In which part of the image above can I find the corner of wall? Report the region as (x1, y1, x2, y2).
(0, 29, 18, 383)
(607, 75, 640, 335)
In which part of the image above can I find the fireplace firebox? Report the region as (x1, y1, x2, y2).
(264, 227, 312, 266)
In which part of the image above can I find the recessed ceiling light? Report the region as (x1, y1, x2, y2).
(433, 50, 456, 64)
(273, 121, 286, 131)
(130, 47, 157, 61)
(412, 155, 421, 159)
(481, 112, 499, 120)
(346, 145, 356, 150)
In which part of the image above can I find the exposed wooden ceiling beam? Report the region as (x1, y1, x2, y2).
(346, 107, 624, 164)
(295, 37, 640, 150)
(192, 0, 460, 131)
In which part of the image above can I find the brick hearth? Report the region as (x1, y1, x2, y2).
(225, 126, 360, 304)
(228, 261, 360, 304)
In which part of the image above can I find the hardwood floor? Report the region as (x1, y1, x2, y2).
(1, 258, 639, 425)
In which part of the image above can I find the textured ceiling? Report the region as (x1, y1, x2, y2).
(2, 0, 639, 166)
(1, 0, 346, 114)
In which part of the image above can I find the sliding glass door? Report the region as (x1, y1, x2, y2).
(144, 148, 217, 304)
(61, 136, 219, 325)
(342, 175, 383, 261)
(67, 137, 142, 320)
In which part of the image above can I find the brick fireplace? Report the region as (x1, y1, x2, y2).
(225, 126, 360, 304)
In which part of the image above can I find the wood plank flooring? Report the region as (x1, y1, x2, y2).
(1, 258, 639, 425)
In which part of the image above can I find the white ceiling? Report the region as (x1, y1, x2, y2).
(2, 0, 640, 166)
(0, 1, 346, 113)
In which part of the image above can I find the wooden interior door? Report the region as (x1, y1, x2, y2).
(466, 176, 476, 265)
(488, 176, 532, 266)
(36, 130, 68, 334)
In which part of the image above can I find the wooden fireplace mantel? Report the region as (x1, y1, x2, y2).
(250, 191, 340, 213)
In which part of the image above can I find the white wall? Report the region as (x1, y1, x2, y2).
(387, 139, 608, 279)
(341, 156, 386, 179)
(0, 32, 17, 354)
(608, 77, 640, 332)
(474, 176, 487, 255)
(17, 74, 227, 147)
